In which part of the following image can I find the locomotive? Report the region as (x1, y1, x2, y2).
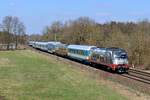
(89, 48, 129, 73)
(28, 41, 129, 73)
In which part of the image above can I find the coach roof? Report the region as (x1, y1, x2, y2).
(36, 42, 48, 45)
(68, 45, 96, 51)
(47, 41, 61, 45)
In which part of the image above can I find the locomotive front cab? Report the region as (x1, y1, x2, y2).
(112, 50, 129, 73)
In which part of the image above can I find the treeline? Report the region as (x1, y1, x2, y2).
(0, 16, 26, 49)
(30, 17, 150, 69)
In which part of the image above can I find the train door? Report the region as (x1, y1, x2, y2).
(106, 52, 112, 64)
(91, 53, 97, 61)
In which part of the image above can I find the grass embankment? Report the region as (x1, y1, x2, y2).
(0, 50, 128, 100)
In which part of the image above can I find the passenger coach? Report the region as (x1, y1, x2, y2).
(47, 42, 61, 53)
(67, 45, 97, 62)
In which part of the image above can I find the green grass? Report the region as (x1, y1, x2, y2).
(0, 50, 128, 100)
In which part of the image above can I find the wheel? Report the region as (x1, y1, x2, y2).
(117, 68, 124, 74)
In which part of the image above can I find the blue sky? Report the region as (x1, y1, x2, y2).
(0, 0, 150, 34)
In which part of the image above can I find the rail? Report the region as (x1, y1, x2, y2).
(121, 69, 150, 85)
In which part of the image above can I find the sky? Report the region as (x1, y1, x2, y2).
(0, 0, 150, 34)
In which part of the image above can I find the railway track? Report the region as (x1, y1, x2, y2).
(122, 69, 150, 85)
(28, 46, 150, 85)
(28, 46, 150, 94)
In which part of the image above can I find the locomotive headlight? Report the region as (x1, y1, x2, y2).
(125, 60, 129, 64)
(86, 57, 89, 60)
(113, 59, 118, 64)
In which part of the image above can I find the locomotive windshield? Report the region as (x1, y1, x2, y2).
(113, 51, 128, 59)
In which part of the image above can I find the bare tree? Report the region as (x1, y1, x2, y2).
(17, 22, 26, 44)
(12, 17, 19, 48)
(1, 16, 26, 49)
(50, 21, 63, 41)
(2, 16, 13, 49)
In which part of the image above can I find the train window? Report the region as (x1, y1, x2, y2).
(96, 55, 99, 59)
(82, 51, 84, 55)
(80, 50, 83, 55)
(84, 51, 86, 55)
(75, 50, 77, 54)
(78, 50, 80, 54)
(84, 51, 86, 56)
(82, 51, 83, 55)
(76, 50, 78, 54)
(113, 51, 128, 59)
(69, 49, 72, 53)
(78, 50, 80, 55)
(96, 54, 98, 58)
(92, 54, 96, 58)
(86, 51, 89, 56)
(92, 54, 98, 60)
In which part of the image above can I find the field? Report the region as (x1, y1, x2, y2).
(0, 50, 129, 100)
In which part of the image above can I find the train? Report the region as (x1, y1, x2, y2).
(28, 41, 129, 73)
